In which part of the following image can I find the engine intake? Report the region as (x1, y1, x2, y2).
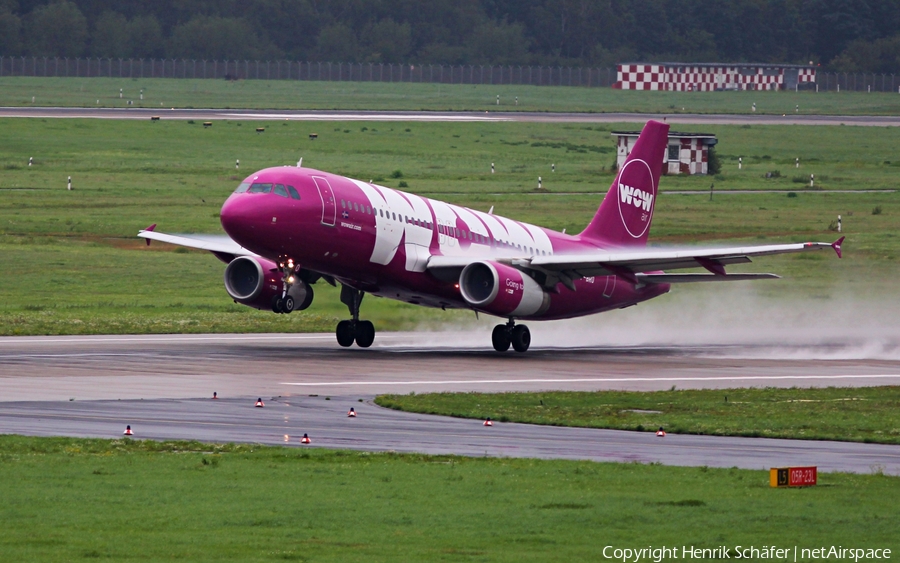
(459, 261, 550, 317)
(224, 256, 314, 311)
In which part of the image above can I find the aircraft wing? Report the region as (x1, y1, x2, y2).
(427, 237, 843, 289)
(138, 225, 257, 261)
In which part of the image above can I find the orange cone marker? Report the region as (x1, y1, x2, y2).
(255, 398, 264, 408)
(483, 418, 493, 427)
(347, 408, 357, 417)
(656, 427, 666, 437)
(300, 433, 311, 444)
(123, 425, 133, 436)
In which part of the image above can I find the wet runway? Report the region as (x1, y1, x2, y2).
(2, 333, 899, 474)
(1, 333, 899, 401)
(2, 107, 899, 126)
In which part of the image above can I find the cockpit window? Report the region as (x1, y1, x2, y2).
(234, 182, 251, 194)
(287, 185, 300, 200)
(274, 184, 288, 197)
(248, 183, 273, 194)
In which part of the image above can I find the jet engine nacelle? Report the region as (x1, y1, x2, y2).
(223, 256, 313, 311)
(459, 261, 550, 317)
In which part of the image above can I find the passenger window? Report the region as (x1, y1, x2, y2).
(287, 186, 301, 200)
(367, 206, 371, 214)
(341, 199, 346, 208)
(274, 184, 288, 197)
(248, 183, 273, 193)
(353, 202, 359, 212)
(234, 182, 250, 193)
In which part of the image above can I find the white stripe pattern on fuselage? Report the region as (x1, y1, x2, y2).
(345, 181, 555, 270)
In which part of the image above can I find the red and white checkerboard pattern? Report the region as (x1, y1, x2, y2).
(614, 64, 815, 91)
(617, 133, 710, 175)
(672, 138, 708, 175)
(615, 64, 667, 91)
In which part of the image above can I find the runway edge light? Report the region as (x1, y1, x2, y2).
(770, 466, 817, 488)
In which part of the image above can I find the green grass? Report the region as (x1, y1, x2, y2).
(4, 76, 900, 114)
(0, 117, 898, 334)
(0, 435, 896, 562)
(375, 387, 900, 445)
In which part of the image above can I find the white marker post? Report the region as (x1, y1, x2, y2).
(810, 174, 814, 188)
(28, 157, 32, 167)
(538, 176, 542, 190)
(552, 163, 555, 173)
(236, 159, 240, 170)
(491, 162, 494, 174)
(119, 88, 123, 99)
(515, 96, 518, 106)
(795, 104, 799, 113)
(838, 215, 842, 233)
(140, 88, 144, 101)
(751, 103, 756, 112)
(67, 176, 72, 191)
(796, 157, 799, 168)
(738, 157, 742, 170)
(496, 95, 500, 105)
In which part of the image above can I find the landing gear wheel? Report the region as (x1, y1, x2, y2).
(272, 296, 285, 314)
(492, 324, 511, 352)
(282, 295, 295, 313)
(511, 325, 531, 353)
(336, 320, 355, 347)
(355, 320, 375, 348)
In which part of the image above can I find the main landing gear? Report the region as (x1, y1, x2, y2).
(336, 285, 375, 348)
(492, 319, 530, 353)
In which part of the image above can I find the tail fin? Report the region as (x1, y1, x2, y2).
(578, 120, 669, 247)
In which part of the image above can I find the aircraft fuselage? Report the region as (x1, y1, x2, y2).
(220, 166, 668, 321)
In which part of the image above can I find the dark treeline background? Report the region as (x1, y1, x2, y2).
(1, 0, 899, 73)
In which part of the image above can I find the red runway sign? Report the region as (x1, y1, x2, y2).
(770, 466, 817, 487)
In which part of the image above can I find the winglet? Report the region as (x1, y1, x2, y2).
(144, 223, 157, 246)
(832, 236, 844, 259)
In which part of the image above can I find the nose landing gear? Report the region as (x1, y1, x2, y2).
(336, 285, 376, 348)
(272, 258, 314, 314)
(492, 319, 530, 353)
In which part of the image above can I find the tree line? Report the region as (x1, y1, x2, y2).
(1, 0, 899, 73)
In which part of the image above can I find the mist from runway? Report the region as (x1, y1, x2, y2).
(404, 284, 900, 360)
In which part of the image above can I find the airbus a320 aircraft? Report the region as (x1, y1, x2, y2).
(139, 120, 843, 352)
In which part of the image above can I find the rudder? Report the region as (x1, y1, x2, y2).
(578, 120, 669, 247)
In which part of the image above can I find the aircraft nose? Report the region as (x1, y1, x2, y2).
(220, 194, 245, 240)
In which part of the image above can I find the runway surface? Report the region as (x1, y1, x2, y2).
(2, 332, 900, 401)
(2, 395, 899, 474)
(2, 107, 899, 126)
(2, 333, 899, 473)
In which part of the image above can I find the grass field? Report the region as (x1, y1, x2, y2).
(4, 76, 900, 115)
(375, 387, 900, 445)
(0, 117, 897, 335)
(0, 435, 896, 562)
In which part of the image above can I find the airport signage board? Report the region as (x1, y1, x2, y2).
(770, 466, 817, 487)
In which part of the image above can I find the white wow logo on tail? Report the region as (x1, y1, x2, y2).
(619, 183, 653, 212)
(616, 158, 656, 238)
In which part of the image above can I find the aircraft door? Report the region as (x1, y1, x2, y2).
(312, 176, 336, 226)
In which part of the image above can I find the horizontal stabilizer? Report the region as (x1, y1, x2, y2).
(636, 273, 780, 284)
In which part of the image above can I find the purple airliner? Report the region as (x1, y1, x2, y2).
(140, 121, 843, 352)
